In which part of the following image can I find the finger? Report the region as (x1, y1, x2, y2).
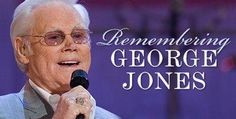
(75, 106, 91, 119)
(88, 96, 96, 119)
(70, 85, 88, 93)
(62, 91, 90, 103)
(68, 86, 91, 99)
(75, 97, 93, 114)
(75, 97, 92, 110)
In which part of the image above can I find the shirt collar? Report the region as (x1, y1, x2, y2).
(29, 79, 52, 107)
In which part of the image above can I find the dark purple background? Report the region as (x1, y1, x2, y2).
(0, 0, 236, 119)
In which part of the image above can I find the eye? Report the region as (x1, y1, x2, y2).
(46, 33, 63, 40)
(44, 32, 64, 46)
(71, 32, 89, 44)
(71, 32, 84, 39)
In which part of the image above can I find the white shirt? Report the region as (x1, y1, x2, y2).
(29, 79, 96, 119)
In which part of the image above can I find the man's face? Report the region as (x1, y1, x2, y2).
(24, 3, 91, 94)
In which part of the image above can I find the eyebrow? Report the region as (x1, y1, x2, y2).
(43, 27, 62, 34)
(45, 25, 87, 32)
(73, 24, 86, 29)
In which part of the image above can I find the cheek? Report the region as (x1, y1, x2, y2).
(81, 47, 91, 71)
(28, 52, 54, 74)
(29, 45, 58, 71)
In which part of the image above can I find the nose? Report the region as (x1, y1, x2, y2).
(61, 35, 78, 52)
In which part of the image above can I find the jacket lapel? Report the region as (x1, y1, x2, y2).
(17, 82, 53, 119)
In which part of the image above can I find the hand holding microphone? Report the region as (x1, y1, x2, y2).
(70, 70, 89, 119)
(52, 70, 92, 119)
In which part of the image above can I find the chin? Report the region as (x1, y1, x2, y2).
(52, 85, 71, 95)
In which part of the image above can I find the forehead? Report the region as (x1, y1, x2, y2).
(31, 2, 84, 34)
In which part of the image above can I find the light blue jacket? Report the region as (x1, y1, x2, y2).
(0, 82, 120, 119)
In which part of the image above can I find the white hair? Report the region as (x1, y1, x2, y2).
(10, 0, 90, 72)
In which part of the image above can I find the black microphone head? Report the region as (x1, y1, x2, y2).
(70, 69, 89, 89)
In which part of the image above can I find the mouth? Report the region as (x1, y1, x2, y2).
(58, 61, 80, 67)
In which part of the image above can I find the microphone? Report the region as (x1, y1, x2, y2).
(70, 69, 89, 119)
(70, 69, 89, 89)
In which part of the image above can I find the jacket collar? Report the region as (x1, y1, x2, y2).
(17, 81, 53, 118)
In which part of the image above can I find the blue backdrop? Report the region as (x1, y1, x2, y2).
(0, 0, 236, 119)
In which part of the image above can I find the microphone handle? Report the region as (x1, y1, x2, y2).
(76, 114, 85, 119)
(71, 70, 89, 119)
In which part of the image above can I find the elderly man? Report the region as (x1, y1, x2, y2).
(0, 0, 119, 119)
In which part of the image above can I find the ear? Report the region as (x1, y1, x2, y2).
(14, 37, 30, 65)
